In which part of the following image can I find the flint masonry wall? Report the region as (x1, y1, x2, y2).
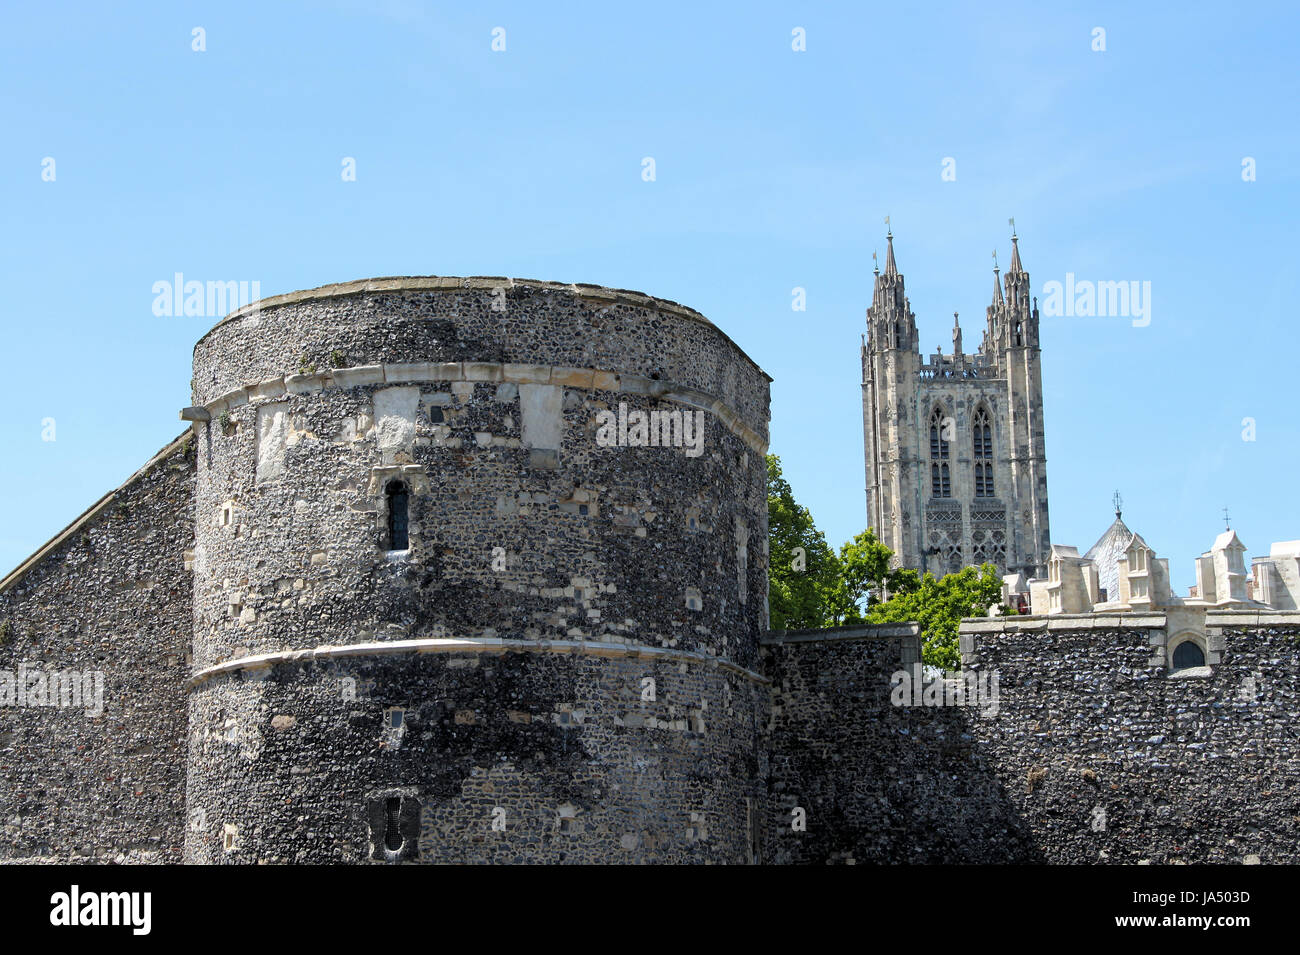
(0, 435, 195, 863)
(763, 614, 1300, 864)
(762, 625, 1040, 864)
(957, 613, 1300, 864)
(185, 277, 772, 863)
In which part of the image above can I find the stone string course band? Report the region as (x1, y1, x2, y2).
(183, 360, 768, 455)
(187, 637, 770, 691)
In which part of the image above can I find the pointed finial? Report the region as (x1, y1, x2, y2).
(1009, 216, 1016, 239)
(992, 249, 999, 273)
(1113, 490, 1123, 518)
(872, 249, 879, 276)
(884, 214, 891, 237)
(884, 227, 898, 276)
(1009, 225, 1023, 272)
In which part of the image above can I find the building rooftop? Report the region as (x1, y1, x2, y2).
(1085, 513, 1134, 600)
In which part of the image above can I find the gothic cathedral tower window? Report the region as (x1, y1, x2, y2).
(973, 407, 994, 497)
(929, 409, 951, 498)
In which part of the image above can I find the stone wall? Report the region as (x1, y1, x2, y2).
(187, 648, 767, 863)
(0, 435, 195, 863)
(184, 277, 772, 863)
(763, 614, 1300, 864)
(762, 625, 1040, 864)
(958, 613, 1300, 864)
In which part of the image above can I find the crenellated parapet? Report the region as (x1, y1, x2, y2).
(1021, 513, 1297, 618)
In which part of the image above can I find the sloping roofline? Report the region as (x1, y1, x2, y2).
(0, 432, 191, 595)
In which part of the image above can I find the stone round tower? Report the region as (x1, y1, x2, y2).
(183, 277, 771, 863)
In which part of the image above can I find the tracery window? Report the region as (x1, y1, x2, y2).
(973, 407, 994, 497)
(929, 408, 951, 498)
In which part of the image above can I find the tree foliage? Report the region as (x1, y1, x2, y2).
(766, 455, 837, 630)
(823, 530, 893, 625)
(766, 454, 1007, 667)
(866, 565, 1005, 670)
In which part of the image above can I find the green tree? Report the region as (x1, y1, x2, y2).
(823, 530, 893, 625)
(867, 564, 1004, 670)
(766, 454, 1008, 662)
(766, 455, 837, 630)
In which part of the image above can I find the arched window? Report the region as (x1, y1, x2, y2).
(929, 409, 948, 460)
(386, 480, 409, 550)
(929, 409, 951, 498)
(973, 408, 994, 498)
(1171, 640, 1205, 670)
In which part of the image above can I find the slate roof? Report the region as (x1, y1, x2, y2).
(1085, 514, 1142, 602)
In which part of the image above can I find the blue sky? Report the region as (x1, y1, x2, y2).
(2, 1, 1297, 589)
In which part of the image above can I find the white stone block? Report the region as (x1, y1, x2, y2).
(372, 386, 420, 454)
(256, 402, 289, 483)
(519, 384, 564, 451)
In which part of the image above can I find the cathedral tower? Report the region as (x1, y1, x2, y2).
(862, 228, 1050, 579)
